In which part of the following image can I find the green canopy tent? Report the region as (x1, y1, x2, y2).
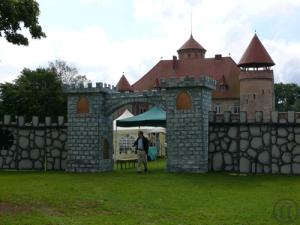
(116, 106, 166, 128)
(116, 106, 166, 160)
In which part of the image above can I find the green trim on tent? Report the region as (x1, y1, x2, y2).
(116, 106, 166, 127)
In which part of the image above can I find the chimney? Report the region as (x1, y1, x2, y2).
(215, 54, 222, 60)
(172, 55, 177, 69)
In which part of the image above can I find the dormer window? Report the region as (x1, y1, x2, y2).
(219, 75, 228, 92)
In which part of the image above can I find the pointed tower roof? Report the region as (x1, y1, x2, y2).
(238, 34, 275, 67)
(116, 74, 133, 92)
(178, 34, 206, 52)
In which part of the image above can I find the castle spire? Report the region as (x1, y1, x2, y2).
(177, 35, 206, 60)
(116, 73, 133, 92)
(238, 33, 275, 69)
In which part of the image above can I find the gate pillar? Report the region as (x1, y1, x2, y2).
(161, 76, 216, 173)
(65, 85, 113, 172)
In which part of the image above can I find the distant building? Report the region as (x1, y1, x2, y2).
(116, 33, 275, 120)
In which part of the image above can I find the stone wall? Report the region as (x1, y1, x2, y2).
(0, 115, 67, 170)
(209, 111, 300, 175)
(161, 76, 215, 173)
(66, 94, 114, 172)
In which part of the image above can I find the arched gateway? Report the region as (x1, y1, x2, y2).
(64, 76, 216, 173)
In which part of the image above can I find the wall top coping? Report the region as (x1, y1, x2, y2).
(0, 115, 67, 127)
(209, 111, 300, 124)
(63, 82, 117, 94)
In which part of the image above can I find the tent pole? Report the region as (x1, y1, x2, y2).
(115, 125, 118, 160)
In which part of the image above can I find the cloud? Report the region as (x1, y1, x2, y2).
(0, 25, 170, 85)
(132, 0, 300, 84)
(78, 0, 112, 6)
(0, 0, 300, 86)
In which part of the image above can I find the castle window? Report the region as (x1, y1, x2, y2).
(103, 138, 110, 159)
(77, 96, 89, 114)
(176, 91, 192, 110)
(232, 106, 240, 114)
(214, 103, 221, 114)
(253, 94, 256, 100)
(262, 89, 265, 95)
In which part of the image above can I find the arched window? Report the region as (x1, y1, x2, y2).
(0, 129, 14, 150)
(103, 138, 110, 159)
(77, 96, 89, 114)
(176, 91, 192, 110)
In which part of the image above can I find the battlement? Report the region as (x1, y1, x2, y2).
(0, 115, 67, 128)
(109, 88, 163, 99)
(209, 111, 300, 124)
(160, 75, 216, 90)
(63, 82, 117, 94)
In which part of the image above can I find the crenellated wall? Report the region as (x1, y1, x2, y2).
(0, 115, 67, 170)
(209, 111, 300, 175)
(1, 110, 300, 175)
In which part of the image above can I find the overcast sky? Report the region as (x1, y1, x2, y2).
(1, 0, 300, 85)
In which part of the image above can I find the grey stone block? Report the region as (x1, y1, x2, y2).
(272, 164, 279, 174)
(30, 149, 40, 160)
(240, 157, 250, 173)
(229, 141, 237, 152)
(19, 159, 32, 169)
(228, 127, 238, 139)
(281, 165, 291, 174)
(19, 137, 29, 149)
(292, 163, 300, 174)
(251, 137, 263, 149)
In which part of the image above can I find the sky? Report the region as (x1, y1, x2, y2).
(1, 0, 300, 85)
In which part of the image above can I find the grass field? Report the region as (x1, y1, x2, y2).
(0, 159, 299, 225)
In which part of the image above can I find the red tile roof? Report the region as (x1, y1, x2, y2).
(238, 34, 275, 67)
(116, 74, 133, 92)
(178, 34, 206, 52)
(132, 57, 241, 99)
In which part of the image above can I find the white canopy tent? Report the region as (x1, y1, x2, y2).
(113, 110, 166, 160)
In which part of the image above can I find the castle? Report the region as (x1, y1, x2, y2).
(116, 33, 275, 120)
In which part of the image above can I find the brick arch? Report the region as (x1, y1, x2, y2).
(105, 94, 165, 116)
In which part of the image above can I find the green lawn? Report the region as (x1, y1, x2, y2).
(0, 159, 299, 225)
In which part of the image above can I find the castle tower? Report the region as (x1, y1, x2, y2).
(177, 34, 206, 60)
(238, 34, 275, 120)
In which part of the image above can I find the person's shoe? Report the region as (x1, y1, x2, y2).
(144, 168, 148, 173)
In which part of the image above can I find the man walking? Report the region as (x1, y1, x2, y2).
(133, 131, 149, 173)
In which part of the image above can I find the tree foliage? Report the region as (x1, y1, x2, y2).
(48, 60, 90, 86)
(0, 68, 66, 119)
(0, 0, 46, 45)
(274, 83, 300, 111)
(0, 61, 90, 119)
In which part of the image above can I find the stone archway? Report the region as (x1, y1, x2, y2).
(64, 76, 216, 173)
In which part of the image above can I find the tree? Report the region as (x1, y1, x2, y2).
(274, 83, 300, 111)
(48, 60, 90, 86)
(0, 68, 66, 119)
(0, 0, 46, 45)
